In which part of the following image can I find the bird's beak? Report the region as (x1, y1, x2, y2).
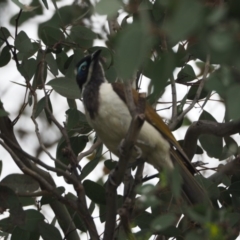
(91, 49, 102, 61)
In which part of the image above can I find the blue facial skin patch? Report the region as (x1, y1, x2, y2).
(78, 61, 87, 75)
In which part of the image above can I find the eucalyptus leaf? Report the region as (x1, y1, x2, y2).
(47, 77, 80, 99)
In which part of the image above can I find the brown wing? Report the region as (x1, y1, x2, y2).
(112, 82, 212, 206)
(112, 82, 196, 174)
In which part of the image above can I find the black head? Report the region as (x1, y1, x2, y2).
(76, 50, 102, 91)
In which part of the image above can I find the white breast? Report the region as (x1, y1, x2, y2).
(85, 83, 173, 170)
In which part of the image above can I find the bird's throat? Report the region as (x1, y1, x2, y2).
(82, 62, 105, 119)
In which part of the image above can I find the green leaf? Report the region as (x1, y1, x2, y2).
(151, 213, 176, 232)
(115, 19, 154, 80)
(80, 144, 103, 180)
(219, 186, 232, 207)
(89, 201, 95, 214)
(70, 26, 96, 41)
(70, 26, 96, 49)
(41, 0, 49, 9)
(56, 136, 88, 170)
(226, 212, 240, 227)
(56, 51, 68, 75)
(40, 26, 65, 46)
(176, 44, 187, 67)
(187, 85, 209, 100)
(199, 134, 223, 158)
(34, 97, 46, 118)
(40, 187, 65, 205)
(0, 186, 25, 223)
(20, 210, 44, 232)
(177, 64, 196, 82)
(195, 175, 219, 199)
(104, 159, 117, 171)
(134, 211, 153, 229)
(185, 205, 210, 224)
(164, 0, 204, 44)
(0, 27, 11, 47)
(220, 136, 238, 160)
(11, 227, 30, 240)
(199, 110, 217, 122)
(65, 193, 86, 231)
(15, 31, 33, 53)
(0, 108, 9, 117)
(18, 196, 35, 207)
(95, 0, 122, 16)
(65, 108, 92, 134)
(226, 84, 240, 120)
(45, 52, 58, 76)
(0, 217, 15, 233)
(1, 174, 39, 193)
(11, 0, 36, 10)
(83, 180, 106, 205)
(0, 46, 11, 67)
(64, 49, 85, 79)
(47, 77, 80, 99)
(18, 58, 37, 81)
(146, 52, 176, 104)
(228, 181, 240, 197)
(38, 221, 62, 240)
(17, 42, 39, 61)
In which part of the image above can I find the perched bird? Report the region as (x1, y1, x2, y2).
(76, 49, 211, 206)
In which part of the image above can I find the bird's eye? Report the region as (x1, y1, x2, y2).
(81, 65, 86, 71)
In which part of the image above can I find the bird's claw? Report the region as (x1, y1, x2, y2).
(134, 145, 142, 160)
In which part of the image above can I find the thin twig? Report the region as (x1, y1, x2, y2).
(16, 190, 51, 197)
(77, 137, 102, 162)
(0, 28, 19, 67)
(39, 50, 98, 239)
(15, 9, 22, 39)
(169, 54, 211, 130)
(170, 74, 177, 121)
(0, 133, 79, 185)
(30, 90, 67, 170)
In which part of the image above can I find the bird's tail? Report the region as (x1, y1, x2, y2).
(171, 150, 212, 207)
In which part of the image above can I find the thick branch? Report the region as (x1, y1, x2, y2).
(183, 119, 240, 160)
(103, 85, 145, 240)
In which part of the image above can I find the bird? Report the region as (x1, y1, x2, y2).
(75, 49, 211, 206)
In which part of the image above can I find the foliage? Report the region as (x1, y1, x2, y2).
(0, 0, 240, 239)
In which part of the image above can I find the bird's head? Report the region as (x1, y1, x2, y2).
(76, 49, 103, 91)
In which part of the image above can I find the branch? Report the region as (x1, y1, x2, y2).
(170, 74, 177, 121)
(40, 50, 78, 169)
(0, 104, 93, 240)
(77, 137, 102, 162)
(0, 133, 80, 186)
(169, 54, 210, 130)
(183, 119, 240, 161)
(31, 90, 67, 170)
(38, 50, 98, 239)
(118, 201, 136, 240)
(208, 156, 240, 184)
(103, 85, 146, 240)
